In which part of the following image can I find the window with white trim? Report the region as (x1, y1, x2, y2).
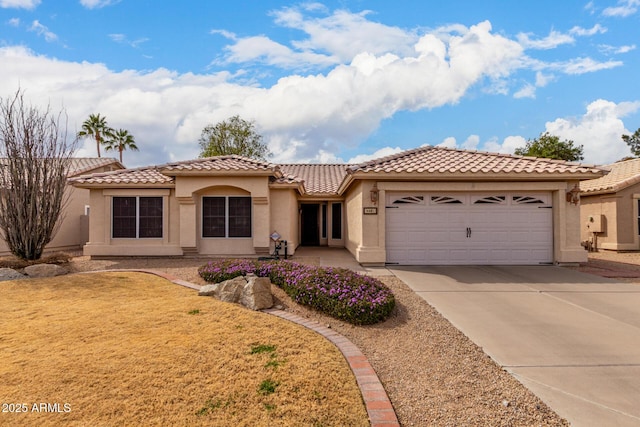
(202, 196, 252, 238)
(112, 196, 163, 238)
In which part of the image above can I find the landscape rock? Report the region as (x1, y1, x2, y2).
(23, 263, 68, 278)
(0, 268, 25, 282)
(241, 275, 273, 310)
(217, 276, 247, 303)
(199, 275, 273, 310)
(198, 284, 219, 296)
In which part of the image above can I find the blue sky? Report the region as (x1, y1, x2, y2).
(1, 0, 640, 166)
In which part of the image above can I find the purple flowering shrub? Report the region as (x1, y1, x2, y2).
(198, 259, 395, 325)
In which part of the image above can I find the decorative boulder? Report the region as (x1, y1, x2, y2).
(198, 284, 218, 296)
(217, 276, 247, 303)
(241, 275, 273, 310)
(0, 268, 25, 282)
(199, 274, 273, 311)
(23, 264, 67, 278)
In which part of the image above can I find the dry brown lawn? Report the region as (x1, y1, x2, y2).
(0, 272, 368, 426)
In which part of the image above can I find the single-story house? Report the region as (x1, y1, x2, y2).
(69, 146, 605, 265)
(580, 157, 640, 251)
(0, 157, 124, 256)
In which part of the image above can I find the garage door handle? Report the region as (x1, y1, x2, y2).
(466, 227, 471, 238)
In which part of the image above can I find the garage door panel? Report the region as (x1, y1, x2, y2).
(386, 192, 552, 265)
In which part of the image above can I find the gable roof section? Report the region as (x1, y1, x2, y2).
(69, 166, 174, 187)
(68, 157, 124, 177)
(580, 158, 640, 195)
(279, 164, 353, 195)
(160, 156, 278, 176)
(349, 146, 604, 177)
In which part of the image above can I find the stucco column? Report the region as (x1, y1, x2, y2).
(554, 183, 588, 264)
(177, 196, 197, 253)
(253, 197, 270, 254)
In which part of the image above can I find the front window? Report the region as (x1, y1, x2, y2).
(203, 196, 252, 238)
(112, 196, 163, 238)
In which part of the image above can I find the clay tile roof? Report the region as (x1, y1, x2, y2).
(160, 155, 276, 174)
(350, 146, 604, 176)
(68, 157, 124, 177)
(69, 166, 174, 186)
(580, 158, 640, 195)
(279, 164, 353, 195)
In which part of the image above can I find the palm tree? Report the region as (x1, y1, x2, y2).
(103, 128, 138, 163)
(77, 114, 110, 158)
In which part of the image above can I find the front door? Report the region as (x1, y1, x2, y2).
(301, 204, 320, 246)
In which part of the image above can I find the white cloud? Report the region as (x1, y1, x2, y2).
(28, 20, 57, 42)
(79, 0, 120, 9)
(535, 71, 555, 87)
(109, 33, 149, 49)
(514, 83, 536, 99)
(437, 137, 457, 149)
(347, 146, 403, 164)
(0, 0, 39, 9)
(7, 17, 20, 26)
(599, 43, 636, 54)
(569, 24, 607, 36)
(545, 99, 640, 164)
(549, 57, 623, 74)
(602, 0, 640, 17)
(272, 6, 417, 62)
(517, 30, 574, 50)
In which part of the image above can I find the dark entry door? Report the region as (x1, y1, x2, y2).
(301, 204, 320, 246)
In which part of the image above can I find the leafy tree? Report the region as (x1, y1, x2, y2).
(622, 128, 640, 157)
(78, 113, 110, 158)
(0, 89, 78, 260)
(514, 132, 584, 161)
(104, 128, 138, 163)
(198, 115, 271, 161)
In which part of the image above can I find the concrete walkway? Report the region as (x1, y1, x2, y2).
(390, 265, 640, 427)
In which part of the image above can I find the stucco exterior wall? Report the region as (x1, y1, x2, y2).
(0, 185, 90, 256)
(344, 180, 386, 264)
(269, 188, 299, 255)
(581, 186, 640, 251)
(82, 188, 181, 256)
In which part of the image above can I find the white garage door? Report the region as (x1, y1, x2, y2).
(386, 193, 553, 265)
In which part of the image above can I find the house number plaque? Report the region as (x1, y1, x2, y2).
(363, 207, 378, 215)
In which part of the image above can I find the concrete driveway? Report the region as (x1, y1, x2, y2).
(389, 265, 640, 427)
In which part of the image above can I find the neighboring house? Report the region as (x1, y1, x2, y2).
(0, 158, 125, 256)
(580, 158, 640, 251)
(69, 146, 605, 265)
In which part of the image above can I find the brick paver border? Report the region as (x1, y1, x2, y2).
(96, 268, 400, 426)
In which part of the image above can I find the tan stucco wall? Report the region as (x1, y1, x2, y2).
(269, 188, 299, 254)
(82, 175, 285, 257)
(581, 185, 640, 251)
(82, 188, 181, 256)
(0, 185, 90, 256)
(344, 180, 386, 264)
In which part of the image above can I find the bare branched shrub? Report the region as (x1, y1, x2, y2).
(0, 90, 78, 260)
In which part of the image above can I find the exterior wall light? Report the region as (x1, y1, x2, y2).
(370, 182, 379, 205)
(566, 185, 580, 205)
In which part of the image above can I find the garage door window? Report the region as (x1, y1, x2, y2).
(473, 195, 506, 204)
(513, 196, 545, 204)
(431, 196, 463, 205)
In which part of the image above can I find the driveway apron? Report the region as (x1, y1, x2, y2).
(389, 265, 640, 427)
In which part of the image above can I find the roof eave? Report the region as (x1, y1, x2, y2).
(70, 182, 175, 189)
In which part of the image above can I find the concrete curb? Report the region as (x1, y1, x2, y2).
(89, 268, 400, 427)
